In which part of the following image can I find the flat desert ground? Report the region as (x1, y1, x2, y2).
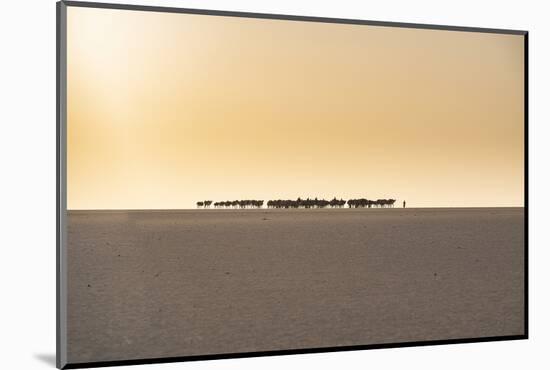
(67, 208, 524, 363)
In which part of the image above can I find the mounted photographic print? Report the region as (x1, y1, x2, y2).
(56, 1, 528, 368)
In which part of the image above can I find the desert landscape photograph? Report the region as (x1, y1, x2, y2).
(65, 5, 525, 365)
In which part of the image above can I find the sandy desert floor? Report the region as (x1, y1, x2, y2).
(66, 208, 524, 363)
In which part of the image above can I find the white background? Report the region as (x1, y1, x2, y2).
(0, 0, 547, 369)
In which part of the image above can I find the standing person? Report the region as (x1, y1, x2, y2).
(403, 200, 406, 208)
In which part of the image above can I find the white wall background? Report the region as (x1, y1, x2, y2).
(0, 0, 547, 369)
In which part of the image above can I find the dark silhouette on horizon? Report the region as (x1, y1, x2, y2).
(196, 200, 213, 208)
(196, 197, 397, 209)
(212, 200, 264, 209)
(347, 198, 396, 208)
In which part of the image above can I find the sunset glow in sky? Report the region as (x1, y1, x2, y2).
(67, 7, 524, 209)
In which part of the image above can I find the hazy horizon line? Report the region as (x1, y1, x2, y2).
(67, 206, 525, 212)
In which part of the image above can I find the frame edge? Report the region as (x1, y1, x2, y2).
(61, 0, 527, 35)
(57, 1, 68, 369)
(523, 32, 529, 339)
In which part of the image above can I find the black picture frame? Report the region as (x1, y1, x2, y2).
(56, 1, 529, 368)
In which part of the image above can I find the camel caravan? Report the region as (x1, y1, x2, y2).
(213, 200, 264, 209)
(196, 197, 396, 209)
(347, 198, 396, 208)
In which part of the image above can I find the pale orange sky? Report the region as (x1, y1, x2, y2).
(67, 6, 524, 210)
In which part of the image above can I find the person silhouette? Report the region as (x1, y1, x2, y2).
(403, 200, 406, 208)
